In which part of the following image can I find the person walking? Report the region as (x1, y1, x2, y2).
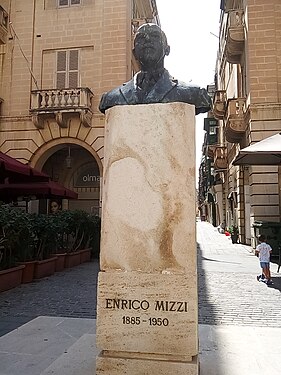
(255, 234, 273, 285)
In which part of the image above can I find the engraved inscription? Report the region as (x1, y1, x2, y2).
(105, 299, 150, 310)
(122, 316, 169, 326)
(105, 298, 189, 327)
(155, 301, 188, 312)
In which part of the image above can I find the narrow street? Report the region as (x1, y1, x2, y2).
(197, 221, 281, 327)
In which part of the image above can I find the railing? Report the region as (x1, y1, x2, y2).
(227, 98, 245, 120)
(229, 10, 244, 28)
(213, 90, 227, 120)
(214, 146, 227, 170)
(225, 10, 245, 63)
(30, 87, 94, 128)
(225, 98, 246, 143)
(31, 87, 93, 111)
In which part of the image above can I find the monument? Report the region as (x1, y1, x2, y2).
(96, 23, 211, 374)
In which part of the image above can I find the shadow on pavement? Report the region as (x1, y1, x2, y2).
(268, 277, 281, 292)
(197, 242, 224, 375)
(201, 256, 240, 265)
(0, 316, 34, 337)
(0, 261, 99, 337)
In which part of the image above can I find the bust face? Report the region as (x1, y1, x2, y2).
(133, 24, 169, 69)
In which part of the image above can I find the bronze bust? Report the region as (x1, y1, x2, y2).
(99, 23, 212, 115)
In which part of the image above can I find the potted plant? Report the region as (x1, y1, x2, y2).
(0, 207, 26, 291)
(31, 213, 58, 279)
(90, 215, 101, 259)
(229, 225, 239, 244)
(47, 213, 67, 272)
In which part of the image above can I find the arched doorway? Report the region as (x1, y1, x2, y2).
(32, 141, 102, 215)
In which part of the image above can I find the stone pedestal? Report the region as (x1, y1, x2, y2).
(96, 103, 198, 374)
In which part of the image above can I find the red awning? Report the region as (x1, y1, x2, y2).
(0, 181, 78, 202)
(0, 152, 49, 183)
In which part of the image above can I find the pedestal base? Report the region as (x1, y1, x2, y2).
(96, 271, 198, 358)
(96, 352, 199, 375)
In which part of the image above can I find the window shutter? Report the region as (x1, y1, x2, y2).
(56, 73, 66, 89)
(69, 50, 79, 71)
(56, 51, 67, 89)
(68, 50, 79, 88)
(56, 49, 79, 89)
(68, 72, 78, 88)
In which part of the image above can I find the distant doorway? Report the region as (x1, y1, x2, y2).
(41, 144, 101, 214)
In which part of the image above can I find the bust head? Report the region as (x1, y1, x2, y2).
(133, 23, 170, 71)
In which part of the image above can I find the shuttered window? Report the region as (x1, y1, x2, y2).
(58, 0, 81, 7)
(56, 50, 79, 89)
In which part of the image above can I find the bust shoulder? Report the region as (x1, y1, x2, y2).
(99, 84, 129, 114)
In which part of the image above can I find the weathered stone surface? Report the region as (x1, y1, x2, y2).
(96, 353, 198, 375)
(96, 103, 198, 374)
(96, 271, 198, 358)
(100, 103, 196, 273)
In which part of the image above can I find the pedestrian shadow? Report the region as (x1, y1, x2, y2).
(197, 242, 224, 375)
(267, 277, 281, 292)
(270, 256, 281, 273)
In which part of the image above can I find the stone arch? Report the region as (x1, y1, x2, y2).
(30, 137, 103, 175)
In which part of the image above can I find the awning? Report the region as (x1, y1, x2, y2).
(0, 181, 78, 202)
(233, 132, 281, 166)
(0, 152, 49, 182)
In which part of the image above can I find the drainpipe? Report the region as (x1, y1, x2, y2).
(30, 0, 36, 108)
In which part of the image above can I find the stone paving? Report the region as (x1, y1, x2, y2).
(0, 261, 99, 336)
(0, 222, 281, 337)
(197, 221, 281, 327)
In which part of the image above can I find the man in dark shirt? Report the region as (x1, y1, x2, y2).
(99, 23, 212, 115)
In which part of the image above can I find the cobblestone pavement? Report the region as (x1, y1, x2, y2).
(197, 221, 281, 327)
(0, 261, 99, 336)
(1, 223, 281, 336)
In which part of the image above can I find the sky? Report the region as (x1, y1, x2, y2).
(156, 0, 221, 182)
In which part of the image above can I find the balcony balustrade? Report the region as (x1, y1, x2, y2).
(225, 10, 245, 64)
(225, 98, 246, 143)
(214, 146, 227, 170)
(213, 90, 227, 120)
(30, 87, 94, 129)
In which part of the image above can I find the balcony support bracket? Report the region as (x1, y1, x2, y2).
(31, 114, 45, 129)
(55, 111, 68, 128)
(80, 109, 92, 127)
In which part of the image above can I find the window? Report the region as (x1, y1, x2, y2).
(58, 0, 81, 7)
(56, 50, 79, 89)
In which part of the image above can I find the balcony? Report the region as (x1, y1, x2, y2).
(203, 118, 219, 158)
(214, 146, 227, 170)
(225, 98, 246, 143)
(225, 10, 245, 64)
(30, 87, 94, 129)
(0, 6, 8, 45)
(213, 90, 227, 120)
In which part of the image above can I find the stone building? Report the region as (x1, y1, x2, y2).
(199, 0, 281, 246)
(0, 0, 159, 213)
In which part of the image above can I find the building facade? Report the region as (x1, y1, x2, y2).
(0, 0, 159, 213)
(199, 0, 281, 246)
